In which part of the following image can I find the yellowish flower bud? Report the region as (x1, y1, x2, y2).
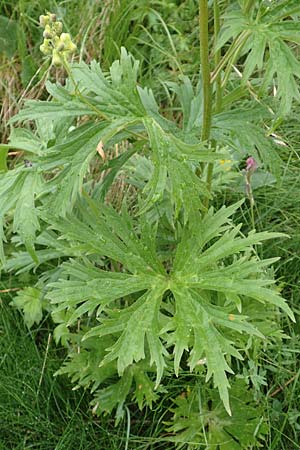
(43, 24, 52, 39)
(39, 44, 46, 55)
(54, 21, 63, 35)
(52, 49, 62, 66)
(56, 38, 65, 52)
(67, 42, 77, 54)
(39, 15, 49, 27)
(52, 35, 59, 46)
(40, 39, 52, 55)
(39, 13, 77, 63)
(60, 33, 71, 44)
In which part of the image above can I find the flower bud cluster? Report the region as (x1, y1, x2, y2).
(39, 12, 76, 66)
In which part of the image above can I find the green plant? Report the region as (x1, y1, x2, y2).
(2, 1, 299, 447)
(167, 378, 268, 449)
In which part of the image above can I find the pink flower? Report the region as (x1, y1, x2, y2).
(246, 157, 258, 172)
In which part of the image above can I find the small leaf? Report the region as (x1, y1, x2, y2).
(12, 287, 43, 328)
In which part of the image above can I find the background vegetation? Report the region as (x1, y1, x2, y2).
(1, 1, 300, 449)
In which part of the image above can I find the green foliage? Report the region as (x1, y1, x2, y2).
(0, 303, 138, 449)
(0, 145, 8, 172)
(35, 198, 291, 416)
(168, 379, 268, 449)
(217, 0, 300, 114)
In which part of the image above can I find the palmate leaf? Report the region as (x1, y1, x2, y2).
(3, 118, 140, 256)
(0, 122, 108, 262)
(168, 378, 268, 449)
(46, 199, 293, 414)
(46, 201, 168, 386)
(217, 2, 300, 114)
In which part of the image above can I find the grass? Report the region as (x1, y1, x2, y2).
(0, 301, 113, 449)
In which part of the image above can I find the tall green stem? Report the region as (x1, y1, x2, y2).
(214, 0, 222, 113)
(204, 0, 221, 207)
(199, 0, 212, 142)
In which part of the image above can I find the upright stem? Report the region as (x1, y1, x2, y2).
(214, 0, 222, 113)
(199, 0, 212, 142)
(204, 0, 221, 207)
(204, 0, 222, 207)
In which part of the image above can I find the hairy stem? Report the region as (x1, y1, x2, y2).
(204, 0, 221, 207)
(213, 0, 222, 113)
(199, 0, 212, 142)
